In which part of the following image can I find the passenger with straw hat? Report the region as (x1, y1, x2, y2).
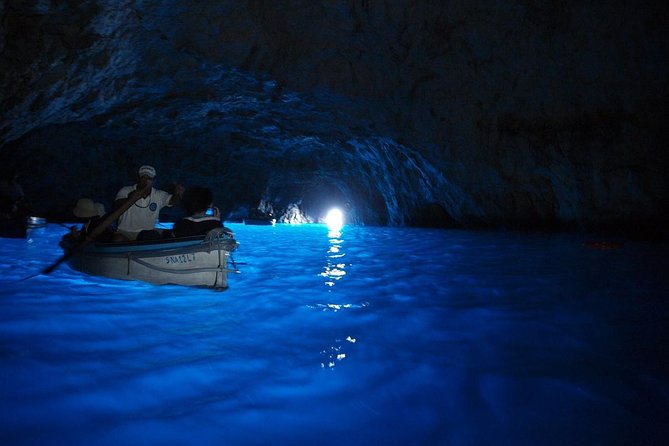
(72, 198, 113, 242)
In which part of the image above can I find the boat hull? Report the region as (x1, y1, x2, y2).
(244, 218, 276, 226)
(1, 216, 46, 238)
(63, 232, 238, 289)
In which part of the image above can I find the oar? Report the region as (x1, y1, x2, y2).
(40, 185, 151, 275)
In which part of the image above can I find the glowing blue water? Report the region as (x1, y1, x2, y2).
(1, 224, 668, 445)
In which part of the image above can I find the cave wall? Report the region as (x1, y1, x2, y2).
(197, 0, 669, 231)
(1, 1, 668, 232)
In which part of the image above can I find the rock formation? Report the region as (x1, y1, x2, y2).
(1, 1, 667, 234)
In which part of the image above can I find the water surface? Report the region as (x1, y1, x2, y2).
(1, 223, 668, 445)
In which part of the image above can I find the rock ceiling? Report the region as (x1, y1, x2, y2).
(1, 1, 667, 233)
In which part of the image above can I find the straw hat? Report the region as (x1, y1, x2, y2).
(73, 198, 104, 218)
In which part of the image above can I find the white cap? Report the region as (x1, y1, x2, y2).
(138, 165, 156, 178)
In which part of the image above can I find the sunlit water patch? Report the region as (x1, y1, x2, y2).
(1, 223, 668, 445)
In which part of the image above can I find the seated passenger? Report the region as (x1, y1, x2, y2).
(0, 171, 31, 218)
(72, 198, 114, 242)
(173, 186, 233, 238)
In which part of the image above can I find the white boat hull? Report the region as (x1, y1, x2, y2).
(63, 232, 238, 289)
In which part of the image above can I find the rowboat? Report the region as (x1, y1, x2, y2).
(244, 208, 276, 226)
(0, 216, 47, 238)
(60, 228, 239, 289)
(244, 217, 276, 226)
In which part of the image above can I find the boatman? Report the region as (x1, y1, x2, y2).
(112, 165, 184, 241)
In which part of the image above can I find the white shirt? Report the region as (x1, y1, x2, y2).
(115, 185, 172, 233)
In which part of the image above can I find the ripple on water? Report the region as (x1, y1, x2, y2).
(1, 223, 669, 445)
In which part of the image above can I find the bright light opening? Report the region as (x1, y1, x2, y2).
(325, 208, 343, 231)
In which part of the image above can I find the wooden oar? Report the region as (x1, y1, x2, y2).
(41, 185, 151, 275)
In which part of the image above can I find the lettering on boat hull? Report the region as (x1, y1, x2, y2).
(165, 253, 195, 264)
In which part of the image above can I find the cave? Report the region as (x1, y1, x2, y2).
(1, 1, 667, 237)
(2, 3, 669, 445)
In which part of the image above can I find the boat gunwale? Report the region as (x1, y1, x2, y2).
(80, 240, 235, 259)
(64, 234, 237, 255)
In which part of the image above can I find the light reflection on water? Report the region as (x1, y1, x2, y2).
(320, 229, 347, 288)
(1, 223, 669, 445)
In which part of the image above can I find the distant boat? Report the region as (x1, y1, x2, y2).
(0, 215, 46, 239)
(60, 228, 239, 289)
(27, 216, 47, 228)
(245, 208, 276, 226)
(244, 216, 276, 226)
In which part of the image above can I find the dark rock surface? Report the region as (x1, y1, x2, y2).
(1, 1, 668, 234)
